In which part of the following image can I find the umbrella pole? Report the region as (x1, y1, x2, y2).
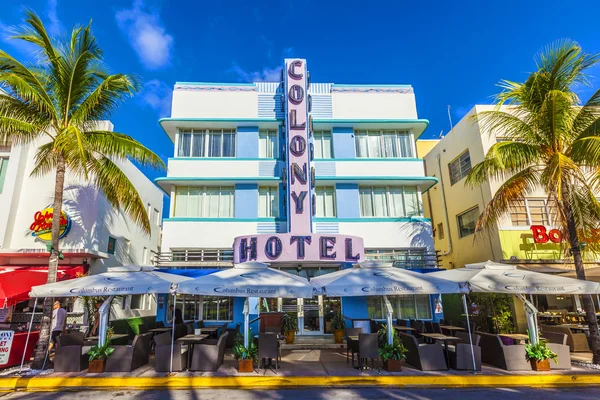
(516, 294, 539, 346)
(243, 298, 250, 348)
(20, 298, 38, 372)
(98, 296, 114, 347)
(462, 294, 477, 372)
(170, 294, 177, 374)
(383, 295, 393, 345)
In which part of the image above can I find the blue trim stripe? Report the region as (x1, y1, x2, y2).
(155, 177, 281, 182)
(163, 217, 431, 223)
(159, 118, 283, 124)
(331, 84, 412, 88)
(313, 158, 424, 162)
(175, 82, 256, 87)
(313, 118, 429, 125)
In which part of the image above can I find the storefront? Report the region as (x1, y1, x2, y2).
(155, 58, 444, 333)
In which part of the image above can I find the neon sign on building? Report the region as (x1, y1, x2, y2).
(233, 59, 365, 264)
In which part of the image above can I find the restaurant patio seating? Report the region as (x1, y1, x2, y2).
(196, 320, 205, 328)
(54, 332, 89, 372)
(352, 319, 371, 333)
(370, 320, 384, 335)
(398, 332, 447, 371)
(345, 327, 362, 366)
(432, 322, 442, 334)
(258, 333, 281, 370)
(186, 322, 195, 335)
(542, 331, 571, 370)
(358, 333, 379, 371)
(477, 332, 531, 371)
(154, 332, 188, 372)
(174, 323, 187, 340)
(447, 332, 481, 370)
(226, 323, 241, 348)
(105, 332, 152, 372)
(138, 324, 148, 334)
(396, 319, 408, 327)
(424, 321, 434, 333)
(541, 324, 591, 352)
(190, 332, 228, 371)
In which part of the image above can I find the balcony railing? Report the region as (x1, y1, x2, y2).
(153, 248, 441, 269)
(153, 249, 234, 268)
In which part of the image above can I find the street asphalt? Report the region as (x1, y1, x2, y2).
(1, 387, 600, 400)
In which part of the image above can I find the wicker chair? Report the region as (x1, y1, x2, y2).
(190, 332, 228, 371)
(54, 332, 89, 372)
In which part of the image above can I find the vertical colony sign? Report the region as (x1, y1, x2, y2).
(232, 59, 365, 264)
(285, 59, 312, 233)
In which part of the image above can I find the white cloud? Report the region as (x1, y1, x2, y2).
(116, 0, 174, 70)
(141, 79, 172, 117)
(232, 64, 282, 83)
(46, 0, 63, 36)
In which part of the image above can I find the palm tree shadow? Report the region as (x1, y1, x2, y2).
(397, 218, 434, 249)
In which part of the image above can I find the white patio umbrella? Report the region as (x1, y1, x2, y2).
(429, 261, 600, 347)
(177, 261, 314, 348)
(310, 260, 466, 345)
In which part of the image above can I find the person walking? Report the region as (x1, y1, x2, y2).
(48, 301, 67, 353)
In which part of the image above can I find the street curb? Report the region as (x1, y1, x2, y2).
(1, 374, 600, 391)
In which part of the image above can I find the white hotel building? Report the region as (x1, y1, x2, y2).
(154, 59, 441, 335)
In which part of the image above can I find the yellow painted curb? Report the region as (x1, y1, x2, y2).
(1, 374, 600, 391)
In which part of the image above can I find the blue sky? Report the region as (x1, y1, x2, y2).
(1, 0, 599, 204)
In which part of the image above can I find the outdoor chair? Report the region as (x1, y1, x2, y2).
(543, 332, 571, 370)
(432, 322, 442, 334)
(154, 332, 188, 372)
(396, 319, 408, 327)
(447, 332, 481, 370)
(476, 332, 532, 371)
(258, 333, 281, 370)
(174, 323, 187, 340)
(226, 323, 241, 348)
(156, 321, 165, 328)
(105, 332, 152, 372)
(138, 324, 148, 334)
(370, 320, 383, 335)
(398, 332, 447, 371)
(541, 324, 590, 352)
(54, 332, 89, 372)
(352, 319, 371, 334)
(345, 327, 362, 366)
(190, 332, 228, 371)
(196, 320, 205, 328)
(186, 322, 195, 335)
(424, 321, 434, 333)
(358, 333, 379, 371)
(412, 320, 425, 339)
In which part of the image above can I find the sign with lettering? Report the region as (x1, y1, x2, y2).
(30, 207, 72, 242)
(284, 58, 312, 233)
(233, 233, 364, 264)
(530, 225, 563, 244)
(0, 330, 14, 365)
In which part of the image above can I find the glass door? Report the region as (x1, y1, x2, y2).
(323, 297, 341, 334)
(300, 297, 322, 335)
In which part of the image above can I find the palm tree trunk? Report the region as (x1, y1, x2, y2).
(31, 154, 65, 369)
(562, 192, 600, 364)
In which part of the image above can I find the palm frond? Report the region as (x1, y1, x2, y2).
(85, 130, 165, 169)
(30, 142, 57, 177)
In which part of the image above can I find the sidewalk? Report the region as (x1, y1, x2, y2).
(3, 349, 600, 391)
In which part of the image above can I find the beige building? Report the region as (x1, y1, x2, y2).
(420, 105, 600, 329)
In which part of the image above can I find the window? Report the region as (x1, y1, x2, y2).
(154, 208, 160, 226)
(354, 130, 413, 158)
(509, 198, 553, 226)
(130, 295, 144, 310)
(174, 186, 234, 218)
(448, 150, 471, 185)
(359, 186, 422, 217)
(457, 207, 479, 238)
(124, 238, 131, 256)
(367, 295, 432, 320)
(259, 130, 278, 158)
(313, 131, 333, 159)
(314, 186, 336, 217)
(0, 158, 8, 193)
(259, 186, 278, 217)
(142, 247, 149, 264)
(203, 296, 233, 321)
(107, 236, 116, 254)
(177, 129, 236, 158)
(437, 223, 444, 240)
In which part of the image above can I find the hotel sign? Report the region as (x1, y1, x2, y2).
(232, 59, 365, 264)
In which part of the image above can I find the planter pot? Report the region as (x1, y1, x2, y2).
(333, 329, 344, 344)
(285, 331, 295, 344)
(530, 359, 550, 371)
(88, 359, 105, 373)
(384, 359, 403, 372)
(238, 359, 253, 373)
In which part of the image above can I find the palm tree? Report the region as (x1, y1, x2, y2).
(466, 39, 600, 363)
(0, 12, 165, 368)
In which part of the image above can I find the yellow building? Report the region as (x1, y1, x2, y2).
(420, 105, 600, 330)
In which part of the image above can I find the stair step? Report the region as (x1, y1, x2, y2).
(281, 343, 347, 350)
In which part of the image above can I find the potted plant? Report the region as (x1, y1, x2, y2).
(378, 327, 408, 372)
(282, 313, 298, 344)
(232, 333, 257, 373)
(330, 312, 345, 344)
(87, 328, 114, 373)
(525, 340, 557, 371)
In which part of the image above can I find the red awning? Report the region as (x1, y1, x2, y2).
(0, 265, 85, 308)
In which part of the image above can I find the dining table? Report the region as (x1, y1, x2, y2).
(393, 326, 417, 333)
(498, 333, 530, 344)
(175, 334, 210, 369)
(439, 325, 466, 335)
(85, 333, 129, 345)
(149, 327, 173, 334)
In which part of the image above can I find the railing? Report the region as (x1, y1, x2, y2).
(153, 249, 234, 267)
(365, 250, 442, 269)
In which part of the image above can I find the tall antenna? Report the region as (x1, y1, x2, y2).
(438, 130, 444, 139)
(447, 105, 454, 131)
